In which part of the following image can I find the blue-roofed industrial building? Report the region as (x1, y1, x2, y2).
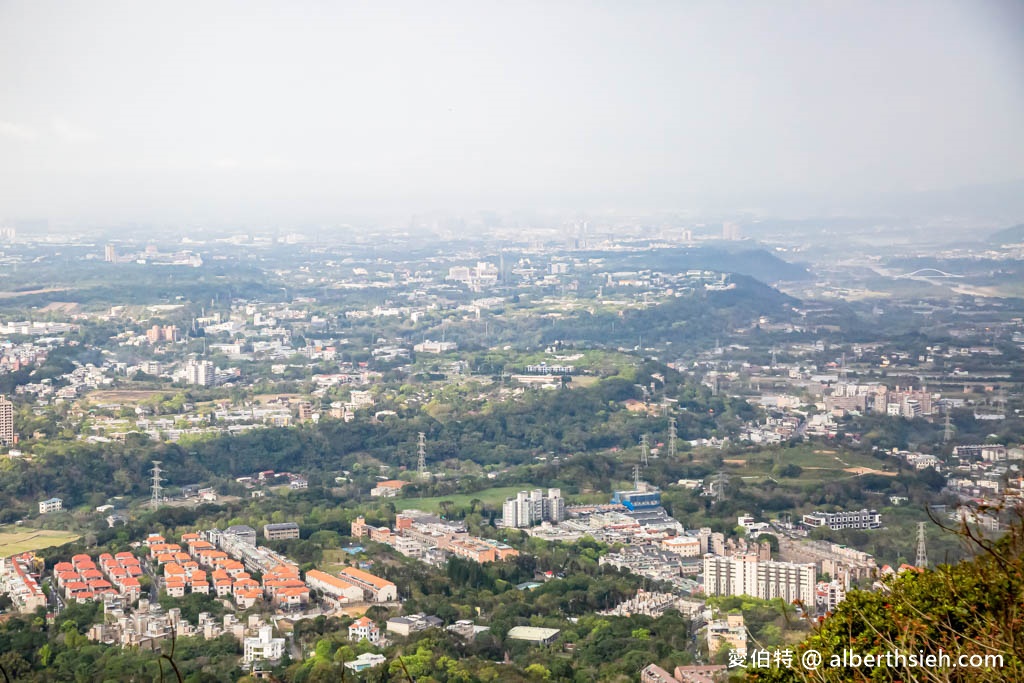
(611, 486, 662, 511)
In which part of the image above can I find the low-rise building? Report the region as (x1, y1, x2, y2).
(348, 616, 381, 643)
(263, 522, 300, 541)
(371, 480, 409, 498)
(339, 566, 397, 602)
(39, 497, 63, 514)
(243, 625, 285, 665)
(224, 525, 257, 546)
(507, 626, 560, 645)
(706, 615, 747, 658)
(305, 569, 364, 605)
(386, 613, 442, 636)
(802, 509, 880, 531)
(344, 653, 387, 672)
(640, 664, 677, 683)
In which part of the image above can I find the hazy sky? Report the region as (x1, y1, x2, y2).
(1, 0, 1022, 225)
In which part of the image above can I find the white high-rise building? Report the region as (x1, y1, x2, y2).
(184, 359, 215, 387)
(501, 488, 566, 528)
(0, 396, 13, 446)
(703, 553, 816, 608)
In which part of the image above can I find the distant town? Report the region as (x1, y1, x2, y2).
(0, 217, 1020, 681)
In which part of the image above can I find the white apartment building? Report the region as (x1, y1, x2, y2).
(501, 488, 566, 528)
(184, 359, 215, 387)
(243, 625, 285, 664)
(703, 554, 816, 608)
(39, 497, 63, 514)
(0, 395, 13, 446)
(802, 509, 881, 531)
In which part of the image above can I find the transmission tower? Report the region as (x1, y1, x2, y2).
(632, 464, 641, 490)
(668, 417, 677, 458)
(417, 432, 427, 477)
(640, 434, 650, 467)
(916, 522, 928, 569)
(150, 461, 164, 510)
(943, 406, 954, 443)
(716, 470, 727, 504)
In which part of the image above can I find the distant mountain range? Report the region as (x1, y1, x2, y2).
(589, 246, 811, 283)
(988, 223, 1024, 244)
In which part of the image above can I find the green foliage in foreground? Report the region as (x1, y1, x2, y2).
(749, 513, 1024, 683)
(0, 601, 242, 682)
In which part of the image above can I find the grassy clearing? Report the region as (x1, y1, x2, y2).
(393, 484, 534, 512)
(0, 528, 81, 556)
(85, 390, 167, 404)
(722, 446, 892, 471)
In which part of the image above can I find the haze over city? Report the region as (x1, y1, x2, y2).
(1, 0, 1023, 226)
(0, 4, 1024, 682)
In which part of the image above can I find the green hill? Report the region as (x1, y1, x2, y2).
(988, 223, 1024, 244)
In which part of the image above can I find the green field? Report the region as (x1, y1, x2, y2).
(393, 484, 534, 513)
(714, 446, 899, 490)
(0, 528, 81, 557)
(721, 446, 894, 471)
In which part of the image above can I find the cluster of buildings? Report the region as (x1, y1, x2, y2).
(0, 341, 49, 376)
(53, 552, 144, 604)
(600, 546, 702, 592)
(599, 589, 704, 619)
(16, 360, 111, 402)
(103, 243, 202, 267)
(0, 552, 46, 613)
(524, 483, 684, 545)
(774, 536, 879, 588)
(141, 529, 305, 611)
(446, 262, 500, 288)
(953, 444, 1015, 461)
(823, 383, 935, 418)
(641, 663, 728, 683)
(88, 597, 281, 667)
(352, 510, 519, 565)
(342, 610, 447, 650)
(0, 321, 77, 336)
